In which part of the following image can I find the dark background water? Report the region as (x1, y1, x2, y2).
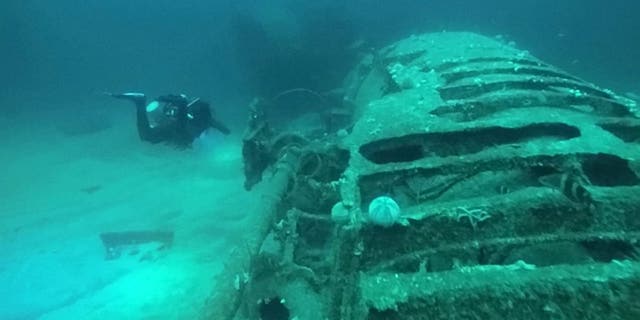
(1, 0, 638, 124)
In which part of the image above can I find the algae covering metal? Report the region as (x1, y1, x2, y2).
(222, 32, 640, 320)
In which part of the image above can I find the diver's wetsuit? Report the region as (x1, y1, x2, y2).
(110, 92, 230, 146)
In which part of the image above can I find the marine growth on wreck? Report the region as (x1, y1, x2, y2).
(207, 32, 640, 320)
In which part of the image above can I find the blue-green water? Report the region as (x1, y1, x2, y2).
(0, 1, 638, 319)
(2, 0, 638, 112)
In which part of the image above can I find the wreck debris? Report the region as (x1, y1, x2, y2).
(211, 32, 640, 319)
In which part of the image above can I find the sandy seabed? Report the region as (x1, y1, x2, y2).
(0, 109, 252, 319)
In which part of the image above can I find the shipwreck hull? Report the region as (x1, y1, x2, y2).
(210, 32, 640, 320)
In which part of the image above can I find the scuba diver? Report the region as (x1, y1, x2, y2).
(106, 92, 231, 147)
